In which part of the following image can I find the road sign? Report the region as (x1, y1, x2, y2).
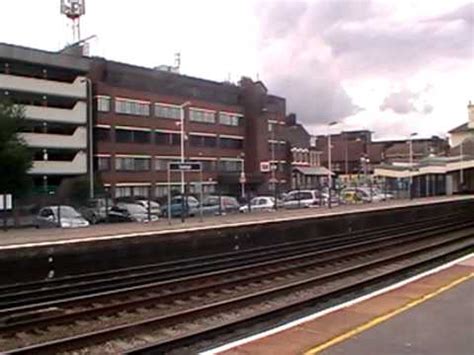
(239, 172, 246, 184)
(168, 162, 202, 172)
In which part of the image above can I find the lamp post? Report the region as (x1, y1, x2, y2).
(327, 121, 338, 208)
(240, 152, 245, 199)
(80, 77, 94, 199)
(179, 101, 192, 195)
(327, 121, 338, 189)
(409, 132, 418, 199)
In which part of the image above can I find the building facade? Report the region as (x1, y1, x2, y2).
(0, 43, 91, 194)
(88, 59, 291, 199)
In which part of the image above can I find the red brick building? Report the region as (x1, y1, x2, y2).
(87, 60, 291, 199)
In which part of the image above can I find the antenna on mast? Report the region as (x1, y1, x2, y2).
(60, 0, 86, 43)
(174, 52, 181, 72)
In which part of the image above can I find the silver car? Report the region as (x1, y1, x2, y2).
(35, 206, 90, 228)
(239, 196, 282, 213)
(283, 190, 322, 209)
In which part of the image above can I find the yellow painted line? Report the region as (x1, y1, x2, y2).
(304, 272, 474, 354)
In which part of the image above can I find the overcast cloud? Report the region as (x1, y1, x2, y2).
(255, 0, 474, 137)
(0, 0, 472, 139)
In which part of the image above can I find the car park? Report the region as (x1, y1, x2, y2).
(135, 200, 161, 216)
(35, 206, 90, 228)
(108, 203, 158, 223)
(239, 196, 282, 213)
(200, 195, 241, 216)
(160, 196, 200, 218)
(78, 198, 111, 224)
(283, 190, 322, 209)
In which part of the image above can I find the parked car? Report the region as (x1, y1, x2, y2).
(135, 200, 161, 216)
(321, 189, 341, 206)
(108, 203, 158, 223)
(35, 206, 90, 228)
(201, 195, 241, 216)
(341, 187, 385, 203)
(160, 196, 200, 218)
(283, 190, 321, 209)
(78, 198, 112, 224)
(239, 196, 282, 213)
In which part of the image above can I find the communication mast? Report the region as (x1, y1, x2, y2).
(60, 0, 86, 43)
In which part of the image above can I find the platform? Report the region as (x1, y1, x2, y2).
(0, 195, 472, 249)
(208, 255, 474, 355)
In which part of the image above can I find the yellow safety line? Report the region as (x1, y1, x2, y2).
(304, 272, 474, 355)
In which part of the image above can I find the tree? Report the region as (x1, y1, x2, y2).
(0, 100, 32, 197)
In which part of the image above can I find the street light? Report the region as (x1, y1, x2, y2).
(80, 77, 94, 199)
(239, 152, 246, 199)
(409, 132, 418, 199)
(179, 101, 192, 195)
(327, 121, 338, 189)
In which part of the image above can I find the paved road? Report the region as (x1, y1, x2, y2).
(323, 278, 474, 355)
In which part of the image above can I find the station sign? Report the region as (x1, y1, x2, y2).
(0, 194, 12, 211)
(168, 162, 202, 172)
(260, 161, 270, 172)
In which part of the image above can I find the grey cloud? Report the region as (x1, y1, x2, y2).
(256, 1, 471, 126)
(423, 104, 434, 115)
(380, 90, 419, 114)
(325, 3, 474, 76)
(270, 71, 362, 122)
(380, 89, 433, 115)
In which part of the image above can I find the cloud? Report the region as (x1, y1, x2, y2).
(380, 89, 419, 114)
(255, 1, 473, 128)
(380, 88, 435, 115)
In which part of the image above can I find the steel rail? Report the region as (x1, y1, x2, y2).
(0, 211, 462, 297)
(1, 213, 465, 310)
(2, 218, 470, 334)
(4, 227, 473, 354)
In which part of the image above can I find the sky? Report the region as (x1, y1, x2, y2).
(1, 0, 473, 140)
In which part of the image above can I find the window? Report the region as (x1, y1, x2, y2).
(218, 159, 242, 172)
(133, 186, 150, 198)
(97, 96, 110, 112)
(155, 132, 181, 145)
(97, 157, 110, 171)
(115, 98, 150, 116)
(219, 113, 241, 126)
(189, 135, 217, 147)
(115, 129, 151, 144)
(95, 127, 110, 141)
(134, 130, 151, 143)
(220, 137, 243, 149)
(116, 130, 133, 143)
(155, 104, 181, 120)
(115, 187, 132, 198)
(155, 158, 178, 171)
(190, 109, 215, 123)
(171, 133, 180, 145)
(191, 160, 216, 171)
(115, 157, 151, 171)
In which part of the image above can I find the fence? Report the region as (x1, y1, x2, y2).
(1, 179, 444, 230)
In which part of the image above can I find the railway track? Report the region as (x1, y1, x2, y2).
(0, 215, 472, 354)
(0, 212, 465, 310)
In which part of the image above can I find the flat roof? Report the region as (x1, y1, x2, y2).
(0, 42, 91, 72)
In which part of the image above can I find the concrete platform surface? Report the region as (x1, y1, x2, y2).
(216, 254, 474, 355)
(1, 195, 472, 249)
(319, 277, 474, 355)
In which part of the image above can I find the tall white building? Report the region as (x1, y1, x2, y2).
(0, 43, 91, 193)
